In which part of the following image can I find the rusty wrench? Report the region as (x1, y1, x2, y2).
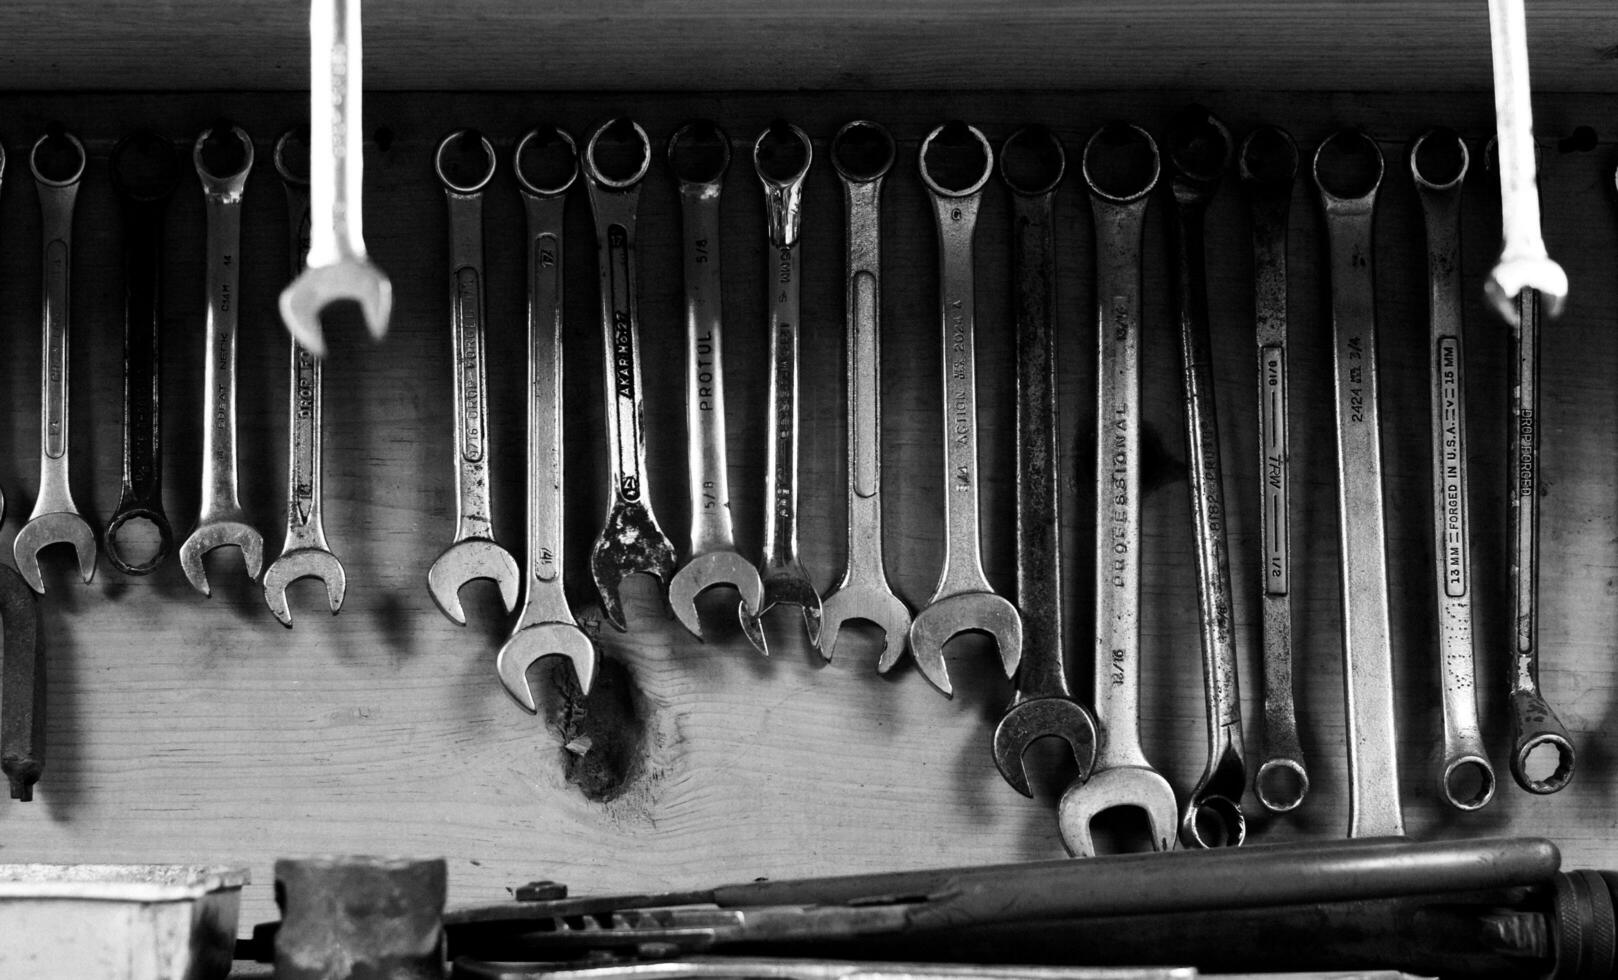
(582, 119, 678, 631)
(426, 131, 520, 625)
(907, 122, 1022, 696)
(264, 129, 347, 627)
(1313, 129, 1404, 838)
(497, 126, 599, 707)
(279, 0, 391, 355)
(105, 131, 182, 576)
(991, 125, 1098, 795)
(0, 563, 44, 801)
(741, 123, 823, 656)
(14, 131, 96, 593)
(1058, 123, 1175, 856)
(665, 121, 765, 643)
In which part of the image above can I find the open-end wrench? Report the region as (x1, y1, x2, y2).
(1058, 122, 1175, 856)
(1165, 109, 1247, 849)
(1313, 129, 1404, 838)
(1238, 125, 1309, 815)
(740, 123, 823, 657)
(264, 129, 347, 627)
(14, 131, 96, 594)
(497, 126, 599, 707)
(907, 122, 1022, 697)
(179, 125, 264, 597)
(105, 130, 182, 576)
(1483, 0, 1567, 325)
(991, 125, 1098, 795)
(820, 120, 913, 670)
(426, 131, 520, 626)
(1410, 128, 1495, 811)
(0, 563, 44, 800)
(582, 119, 678, 632)
(664, 121, 765, 643)
(279, 0, 391, 356)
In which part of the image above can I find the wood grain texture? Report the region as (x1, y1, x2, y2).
(0, 90, 1615, 934)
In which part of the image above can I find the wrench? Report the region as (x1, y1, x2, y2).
(179, 125, 264, 596)
(14, 130, 96, 594)
(279, 0, 392, 356)
(821, 120, 913, 669)
(0, 563, 44, 800)
(498, 126, 599, 706)
(1483, 0, 1567, 325)
(1165, 109, 1247, 849)
(582, 118, 678, 632)
(1237, 125, 1309, 814)
(264, 129, 348, 627)
(991, 124, 1098, 795)
(740, 123, 823, 657)
(665, 121, 765, 643)
(1312, 129, 1404, 838)
(1057, 122, 1175, 856)
(907, 121, 1022, 696)
(105, 130, 182, 576)
(1409, 128, 1495, 811)
(426, 130, 521, 625)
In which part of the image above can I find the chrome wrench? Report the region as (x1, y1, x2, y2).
(426, 130, 520, 625)
(1058, 122, 1175, 856)
(497, 126, 600, 707)
(907, 122, 1022, 696)
(665, 121, 765, 643)
(14, 130, 96, 593)
(741, 123, 822, 656)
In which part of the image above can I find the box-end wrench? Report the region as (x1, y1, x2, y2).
(498, 127, 599, 706)
(180, 125, 264, 597)
(426, 131, 521, 626)
(1165, 109, 1247, 849)
(741, 123, 823, 657)
(279, 0, 392, 356)
(104, 130, 182, 576)
(992, 125, 1098, 796)
(1312, 129, 1404, 838)
(0, 563, 44, 800)
(1409, 128, 1496, 811)
(264, 129, 347, 627)
(1058, 123, 1176, 856)
(1238, 125, 1309, 815)
(665, 121, 765, 644)
(907, 122, 1022, 697)
(820, 120, 913, 670)
(14, 131, 96, 594)
(582, 119, 679, 632)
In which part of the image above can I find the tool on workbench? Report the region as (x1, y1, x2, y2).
(497, 125, 600, 707)
(274, 856, 446, 980)
(427, 129, 521, 627)
(452, 959, 1194, 980)
(105, 130, 182, 576)
(0, 562, 45, 800)
(907, 121, 1021, 696)
(665, 121, 765, 646)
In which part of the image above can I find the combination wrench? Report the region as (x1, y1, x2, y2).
(991, 125, 1098, 796)
(1165, 109, 1247, 848)
(0, 563, 43, 801)
(1312, 129, 1404, 838)
(907, 122, 1022, 696)
(1058, 123, 1176, 856)
(105, 130, 182, 576)
(497, 126, 600, 707)
(665, 121, 765, 643)
(1410, 129, 1495, 811)
(426, 130, 521, 626)
(15, 130, 96, 593)
(582, 118, 679, 631)
(279, 0, 392, 355)
(820, 120, 913, 669)
(264, 129, 348, 627)
(1238, 125, 1309, 814)
(741, 123, 823, 656)
(180, 125, 264, 596)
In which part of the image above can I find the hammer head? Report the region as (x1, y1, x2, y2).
(278, 258, 392, 358)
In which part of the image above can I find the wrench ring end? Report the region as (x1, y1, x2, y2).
(1312, 128, 1385, 206)
(1254, 757, 1310, 813)
(583, 118, 651, 189)
(1440, 753, 1497, 811)
(434, 129, 497, 195)
(1237, 125, 1299, 187)
(999, 124, 1065, 197)
(1511, 731, 1575, 795)
(193, 124, 256, 189)
(104, 506, 175, 576)
(1181, 794, 1246, 849)
(30, 129, 86, 188)
(668, 120, 731, 186)
(1080, 122, 1160, 204)
(514, 126, 579, 197)
(918, 121, 994, 199)
(830, 120, 895, 184)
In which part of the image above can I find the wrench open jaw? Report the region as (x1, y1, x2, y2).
(179, 523, 264, 598)
(429, 543, 521, 626)
(992, 697, 1099, 799)
(1059, 765, 1179, 857)
(498, 621, 599, 712)
(590, 501, 679, 634)
(264, 549, 347, 628)
(14, 516, 96, 595)
(280, 261, 393, 358)
(670, 552, 765, 643)
(820, 585, 912, 672)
